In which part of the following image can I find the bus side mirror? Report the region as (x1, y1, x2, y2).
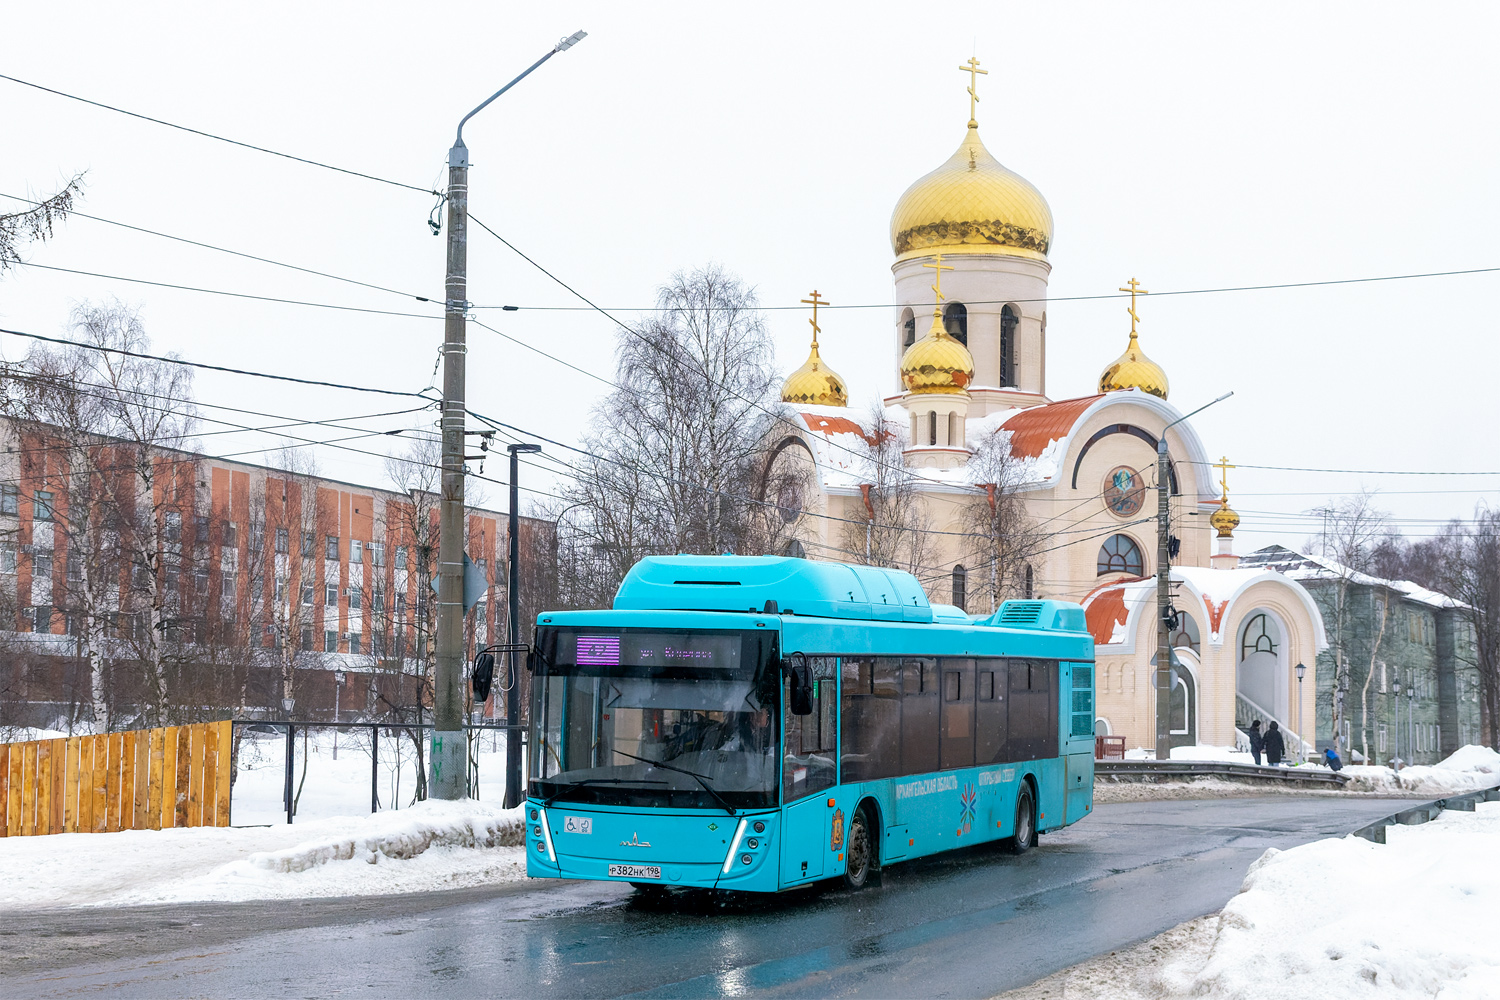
(471, 652, 496, 702)
(785, 653, 814, 716)
(526, 648, 538, 673)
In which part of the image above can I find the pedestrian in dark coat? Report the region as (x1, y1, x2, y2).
(1248, 720, 1265, 765)
(1323, 747, 1343, 772)
(1264, 721, 1286, 765)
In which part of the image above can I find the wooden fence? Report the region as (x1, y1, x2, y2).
(1, 720, 232, 836)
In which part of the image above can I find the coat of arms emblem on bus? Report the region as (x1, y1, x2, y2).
(830, 809, 845, 851)
(958, 784, 977, 836)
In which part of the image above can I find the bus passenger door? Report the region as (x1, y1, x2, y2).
(781, 660, 836, 885)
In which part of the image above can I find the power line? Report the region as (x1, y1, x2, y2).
(1213, 462, 1500, 477)
(0, 72, 438, 196)
(11, 262, 444, 321)
(474, 265, 1500, 313)
(0, 192, 442, 305)
(0, 326, 436, 399)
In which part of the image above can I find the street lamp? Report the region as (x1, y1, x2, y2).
(1154, 391, 1233, 761)
(505, 442, 543, 809)
(1408, 684, 1417, 763)
(430, 29, 587, 803)
(1295, 662, 1306, 762)
(333, 669, 346, 760)
(1392, 678, 1401, 766)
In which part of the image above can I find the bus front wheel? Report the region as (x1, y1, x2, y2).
(843, 808, 873, 889)
(1008, 784, 1036, 855)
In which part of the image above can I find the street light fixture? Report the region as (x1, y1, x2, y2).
(1392, 678, 1401, 765)
(333, 669, 346, 759)
(1408, 683, 1417, 762)
(505, 442, 543, 809)
(1154, 391, 1233, 762)
(1294, 662, 1306, 762)
(431, 30, 587, 803)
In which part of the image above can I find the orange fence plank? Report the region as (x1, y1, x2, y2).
(91, 735, 108, 834)
(49, 738, 65, 833)
(0, 744, 9, 838)
(187, 724, 204, 828)
(214, 721, 232, 828)
(159, 727, 177, 830)
(174, 725, 192, 829)
(77, 737, 93, 834)
(133, 731, 150, 830)
(104, 733, 123, 833)
(120, 732, 137, 832)
(35, 741, 52, 836)
(64, 737, 80, 833)
(148, 728, 165, 831)
(10, 744, 23, 837)
(20, 742, 38, 836)
(199, 724, 217, 829)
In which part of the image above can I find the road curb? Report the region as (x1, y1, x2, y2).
(1351, 785, 1500, 843)
(1095, 760, 1348, 789)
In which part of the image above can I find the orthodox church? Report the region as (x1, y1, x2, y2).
(770, 60, 1326, 754)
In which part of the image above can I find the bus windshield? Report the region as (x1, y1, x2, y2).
(530, 627, 779, 809)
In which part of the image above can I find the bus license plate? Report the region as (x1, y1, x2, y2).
(609, 863, 661, 880)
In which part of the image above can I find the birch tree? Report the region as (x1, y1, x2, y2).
(962, 430, 1044, 613)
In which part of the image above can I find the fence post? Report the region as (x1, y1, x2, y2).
(284, 723, 295, 826)
(371, 724, 379, 814)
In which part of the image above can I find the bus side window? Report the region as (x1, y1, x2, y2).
(976, 659, 1008, 764)
(940, 658, 975, 770)
(784, 656, 838, 801)
(900, 657, 939, 776)
(840, 657, 900, 781)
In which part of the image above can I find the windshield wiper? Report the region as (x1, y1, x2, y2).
(540, 776, 667, 808)
(611, 749, 738, 816)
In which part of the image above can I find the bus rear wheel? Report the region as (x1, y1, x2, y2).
(843, 808, 873, 890)
(1008, 784, 1036, 855)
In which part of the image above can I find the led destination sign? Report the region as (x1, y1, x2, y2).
(560, 631, 741, 669)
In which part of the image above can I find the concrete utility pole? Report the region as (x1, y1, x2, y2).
(1154, 391, 1233, 762)
(430, 30, 587, 801)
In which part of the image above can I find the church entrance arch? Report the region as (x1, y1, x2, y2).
(1236, 611, 1287, 730)
(1152, 648, 1198, 750)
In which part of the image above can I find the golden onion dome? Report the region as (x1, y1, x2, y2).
(1209, 501, 1241, 538)
(1099, 330, 1170, 400)
(900, 311, 974, 394)
(781, 337, 848, 407)
(890, 126, 1053, 262)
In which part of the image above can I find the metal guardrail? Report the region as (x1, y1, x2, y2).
(1095, 759, 1349, 787)
(1352, 784, 1500, 843)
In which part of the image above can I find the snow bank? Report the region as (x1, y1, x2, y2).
(1340, 744, 1500, 796)
(0, 800, 528, 909)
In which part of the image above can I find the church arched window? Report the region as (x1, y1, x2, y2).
(1241, 613, 1278, 657)
(943, 302, 968, 345)
(783, 539, 806, 559)
(1000, 304, 1019, 386)
(1097, 534, 1144, 576)
(901, 307, 916, 347)
(952, 564, 967, 611)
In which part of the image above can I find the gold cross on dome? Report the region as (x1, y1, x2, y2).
(959, 57, 988, 127)
(1213, 455, 1235, 502)
(1119, 277, 1149, 335)
(923, 253, 955, 312)
(800, 290, 828, 344)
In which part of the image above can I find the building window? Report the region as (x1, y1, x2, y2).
(300, 627, 313, 652)
(0, 545, 15, 574)
(325, 584, 338, 606)
(396, 545, 408, 570)
(34, 490, 55, 522)
(1024, 564, 1035, 599)
(348, 587, 362, 612)
(34, 554, 52, 579)
(349, 633, 361, 656)
(1097, 534, 1144, 576)
(900, 307, 916, 347)
(301, 586, 313, 607)
(951, 564, 967, 612)
(325, 630, 338, 653)
(326, 535, 339, 560)
(195, 571, 209, 596)
(33, 605, 53, 632)
(195, 515, 210, 542)
(1000, 304, 1019, 386)
(302, 531, 316, 557)
(942, 302, 968, 346)
(250, 521, 264, 554)
(928, 410, 937, 446)
(0, 485, 17, 516)
(370, 542, 385, 568)
(1241, 613, 1278, 657)
(224, 522, 238, 548)
(67, 556, 81, 582)
(350, 539, 363, 564)
(275, 528, 289, 554)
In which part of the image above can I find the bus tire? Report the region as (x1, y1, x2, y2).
(1008, 783, 1036, 855)
(843, 807, 873, 890)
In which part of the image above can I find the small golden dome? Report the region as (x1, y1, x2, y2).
(781, 338, 848, 407)
(1209, 501, 1241, 538)
(890, 126, 1053, 262)
(900, 311, 974, 394)
(1099, 330, 1170, 400)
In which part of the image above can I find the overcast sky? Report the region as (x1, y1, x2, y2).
(3, 1, 1497, 556)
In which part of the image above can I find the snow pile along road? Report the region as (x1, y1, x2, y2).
(0, 800, 528, 909)
(1340, 744, 1500, 796)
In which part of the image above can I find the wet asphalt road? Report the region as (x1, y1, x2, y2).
(7, 796, 1406, 999)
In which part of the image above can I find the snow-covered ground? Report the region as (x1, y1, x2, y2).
(1003, 799, 1500, 999)
(0, 799, 527, 909)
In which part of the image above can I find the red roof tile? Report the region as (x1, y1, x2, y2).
(1084, 587, 1128, 645)
(1001, 395, 1103, 459)
(799, 413, 885, 446)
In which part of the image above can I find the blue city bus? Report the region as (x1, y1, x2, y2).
(524, 555, 1096, 893)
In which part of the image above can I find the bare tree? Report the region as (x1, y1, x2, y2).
(1311, 491, 1393, 762)
(1433, 507, 1500, 748)
(0, 175, 82, 274)
(73, 301, 198, 726)
(962, 430, 1044, 613)
(840, 403, 932, 577)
